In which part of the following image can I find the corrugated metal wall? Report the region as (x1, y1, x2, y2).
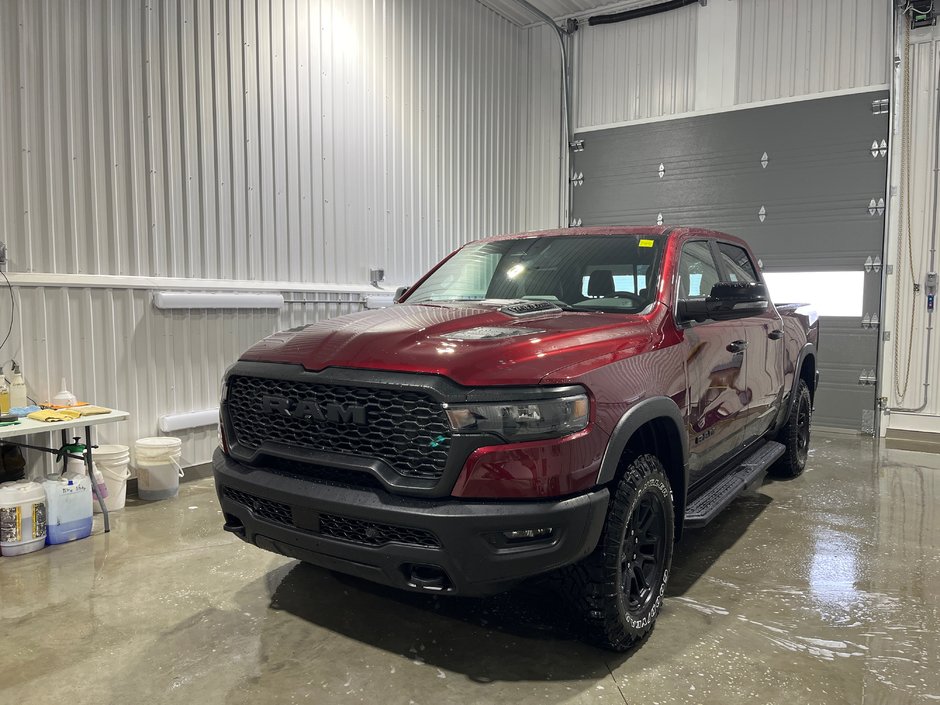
(0, 0, 534, 470)
(574, 3, 698, 127)
(521, 25, 564, 230)
(736, 0, 889, 104)
(0, 0, 528, 284)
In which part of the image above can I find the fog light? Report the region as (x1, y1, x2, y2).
(503, 528, 553, 542)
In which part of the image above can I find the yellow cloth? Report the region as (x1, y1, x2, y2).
(27, 409, 83, 423)
(75, 406, 111, 416)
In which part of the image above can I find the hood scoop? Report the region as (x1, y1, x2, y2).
(499, 300, 562, 317)
(441, 326, 543, 341)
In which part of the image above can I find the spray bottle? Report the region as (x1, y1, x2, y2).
(64, 438, 108, 499)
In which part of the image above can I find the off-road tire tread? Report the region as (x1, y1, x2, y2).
(771, 379, 811, 479)
(555, 454, 674, 652)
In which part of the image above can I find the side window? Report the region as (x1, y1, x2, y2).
(678, 241, 721, 299)
(717, 242, 758, 283)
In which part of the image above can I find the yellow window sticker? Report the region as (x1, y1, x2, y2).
(639, 239, 654, 248)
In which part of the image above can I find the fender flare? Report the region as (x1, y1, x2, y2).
(596, 396, 689, 487)
(775, 343, 817, 430)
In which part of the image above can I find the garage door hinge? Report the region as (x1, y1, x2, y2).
(864, 256, 882, 273)
(867, 197, 885, 216)
(870, 139, 888, 158)
(858, 370, 877, 386)
(570, 171, 584, 187)
(570, 217, 583, 227)
(861, 313, 880, 329)
(872, 98, 889, 114)
(570, 139, 585, 152)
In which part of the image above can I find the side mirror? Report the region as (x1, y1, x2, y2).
(394, 286, 410, 303)
(678, 281, 769, 323)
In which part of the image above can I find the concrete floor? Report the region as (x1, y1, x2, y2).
(2, 431, 939, 705)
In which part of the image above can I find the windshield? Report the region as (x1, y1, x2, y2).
(405, 235, 665, 313)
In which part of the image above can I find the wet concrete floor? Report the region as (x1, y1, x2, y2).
(2, 431, 938, 704)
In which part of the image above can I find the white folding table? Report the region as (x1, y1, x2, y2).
(0, 410, 130, 532)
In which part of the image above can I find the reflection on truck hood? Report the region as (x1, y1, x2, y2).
(239, 302, 655, 386)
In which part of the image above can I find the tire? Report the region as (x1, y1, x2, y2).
(771, 379, 812, 478)
(559, 454, 675, 652)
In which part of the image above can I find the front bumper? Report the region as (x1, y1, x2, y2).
(213, 449, 608, 595)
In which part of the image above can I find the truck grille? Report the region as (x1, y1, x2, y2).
(221, 486, 440, 548)
(319, 513, 440, 548)
(223, 487, 293, 527)
(225, 375, 451, 480)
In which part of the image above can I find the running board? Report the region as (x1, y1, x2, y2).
(684, 441, 785, 529)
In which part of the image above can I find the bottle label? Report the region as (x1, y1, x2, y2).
(0, 506, 20, 542)
(0, 502, 48, 543)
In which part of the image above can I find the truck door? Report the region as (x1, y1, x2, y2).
(677, 240, 748, 486)
(714, 241, 785, 446)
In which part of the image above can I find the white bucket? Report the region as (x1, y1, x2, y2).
(135, 437, 183, 501)
(94, 444, 131, 513)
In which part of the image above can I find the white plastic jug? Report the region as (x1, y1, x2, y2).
(0, 480, 47, 556)
(42, 473, 93, 545)
(135, 437, 183, 501)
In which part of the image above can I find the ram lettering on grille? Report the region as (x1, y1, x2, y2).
(226, 376, 451, 480)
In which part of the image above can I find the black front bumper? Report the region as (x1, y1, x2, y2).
(213, 449, 608, 596)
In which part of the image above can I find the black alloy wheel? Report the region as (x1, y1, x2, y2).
(621, 492, 669, 615)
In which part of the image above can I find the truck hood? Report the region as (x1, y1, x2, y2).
(239, 302, 655, 386)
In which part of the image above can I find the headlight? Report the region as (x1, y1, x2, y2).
(444, 394, 589, 440)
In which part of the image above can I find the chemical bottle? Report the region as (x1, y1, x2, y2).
(9, 362, 27, 409)
(0, 379, 9, 414)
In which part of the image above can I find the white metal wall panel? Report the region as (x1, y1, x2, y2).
(575, 4, 698, 128)
(8, 286, 362, 474)
(521, 25, 564, 229)
(0, 0, 528, 285)
(736, 0, 889, 104)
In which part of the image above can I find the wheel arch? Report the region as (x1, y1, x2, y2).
(597, 397, 689, 538)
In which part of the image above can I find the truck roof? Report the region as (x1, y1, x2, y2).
(473, 226, 751, 249)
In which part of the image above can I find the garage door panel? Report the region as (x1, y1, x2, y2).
(573, 90, 888, 430)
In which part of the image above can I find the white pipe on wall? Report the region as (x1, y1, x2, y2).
(159, 409, 220, 433)
(153, 292, 285, 310)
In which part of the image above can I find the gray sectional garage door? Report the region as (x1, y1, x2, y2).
(572, 90, 890, 431)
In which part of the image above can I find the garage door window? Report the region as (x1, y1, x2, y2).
(762, 271, 864, 317)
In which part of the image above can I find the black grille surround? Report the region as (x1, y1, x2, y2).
(221, 485, 440, 549)
(226, 374, 451, 480)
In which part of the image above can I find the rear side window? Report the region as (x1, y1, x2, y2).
(717, 242, 758, 283)
(678, 241, 721, 298)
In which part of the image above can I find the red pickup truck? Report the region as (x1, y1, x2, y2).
(214, 227, 818, 650)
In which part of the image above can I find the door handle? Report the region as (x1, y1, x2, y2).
(727, 340, 748, 353)
(768, 329, 784, 340)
